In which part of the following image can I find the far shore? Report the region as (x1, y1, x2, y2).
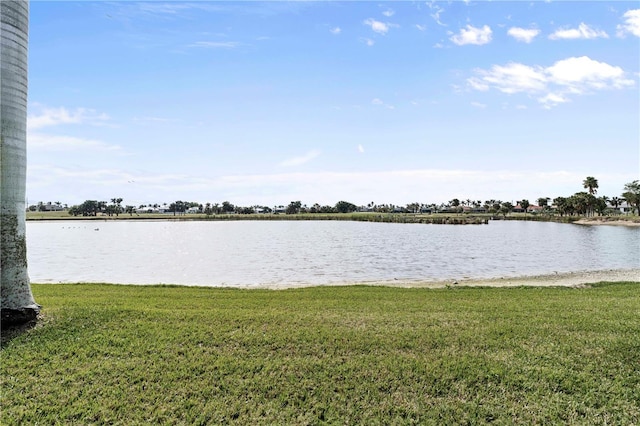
(24, 211, 640, 227)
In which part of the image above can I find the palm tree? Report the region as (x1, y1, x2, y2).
(537, 197, 549, 210)
(582, 176, 599, 195)
(500, 202, 514, 218)
(610, 196, 622, 215)
(1, 0, 40, 325)
(623, 180, 640, 215)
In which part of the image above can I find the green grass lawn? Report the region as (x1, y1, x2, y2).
(2, 283, 639, 424)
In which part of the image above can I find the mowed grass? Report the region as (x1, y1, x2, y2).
(2, 283, 639, 425)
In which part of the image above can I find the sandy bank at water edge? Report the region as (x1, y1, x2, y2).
(266, 269, 640, 289)
(573, 218, 640, 227)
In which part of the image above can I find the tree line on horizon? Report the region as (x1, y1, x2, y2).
(30, 178, 640, 218)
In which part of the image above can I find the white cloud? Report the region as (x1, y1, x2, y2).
(467, 56, 635, 107)
(549, 23, 608, 40)
(468, 63, 547, 94)
(507, 27, 540, 43)
(364, 18, 391, 35)
(415, 24, 427, 31)
(357, 144, 365, 153)
(382, 9, 395, 17)
(450, 25, 492, 45)
(279, 150, 321, 167)
(28, 106, 110, 130)
(545, 56, 634, 91)
(617, 9, 640, 37)
(28, 134, 123, 152)
(538, 93, 569, 109)
(189, 41, 241, 49)
(27, 166, 637, 208)
(330, 27, 341, 35)
(470, 102, 487, 109)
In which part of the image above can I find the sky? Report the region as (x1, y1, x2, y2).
(26, 1, 640, 208)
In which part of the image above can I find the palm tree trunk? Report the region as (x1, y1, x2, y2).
(1, 0, 39, 325)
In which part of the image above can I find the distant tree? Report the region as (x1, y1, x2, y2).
(489, 200, 502, 215)
(68, 205, 80, 216)
(286, 201, 302, 215)
(97, 201, 107, 215)
(520, 199, 530, 215)
(125, 205, 136, 216)
(595, 197, 608, 216)
(569, 192, 596, 217)
(405, 202, 420, 213)
(169, 201, 187, 216)
(499, 202, 513, 218)
(110, 198, 123, 216)
(537, 197, 548, 208)
(609, 196, 622, 214)
(622, 180, 640, 215)
(335, 201, 358, 213)
(582, 176, 599, 195)
(553, 197, 568, 216)
(221, 201, 235, 214)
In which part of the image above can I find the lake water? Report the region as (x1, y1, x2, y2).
(26, 220, 639, 287)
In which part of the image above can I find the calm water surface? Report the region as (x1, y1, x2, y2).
(26, 220, 639, 287)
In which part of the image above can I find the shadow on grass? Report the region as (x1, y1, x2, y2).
(1, 315, 42, 349)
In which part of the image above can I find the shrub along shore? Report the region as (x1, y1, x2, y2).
(2, 282, 639, 424)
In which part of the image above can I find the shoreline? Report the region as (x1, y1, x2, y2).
(265, 269, 640, 289)
(33, 269, 640, 290)
(25, 213, 640, 227)
(573, 218, 640, 227)
(364, 269, 640, 289)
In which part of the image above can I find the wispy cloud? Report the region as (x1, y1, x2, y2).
(357, 144, 365, 153)
(360, 37, 375, 47)
(450, 25, 492, 45)
(382, 9, 395, 18)
(471, 102, 487, 109)
(549, 23, 608, 40)
(507, 27, 540, 43)
(132, 116, 177, 124)
(28, 134, 124, 153)
(279, 150, 321, 167)
(371, 98, 394, 109)
(428, 2, 446, 26)
(189, 41, 242, 49)
(617, 9, 640, 37)
(28, 106, 110, 130)
(329, 26, 341, 35)
(466, 56, 635, 108)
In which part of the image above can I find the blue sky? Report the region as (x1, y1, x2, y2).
(26, 1, 639, 208)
